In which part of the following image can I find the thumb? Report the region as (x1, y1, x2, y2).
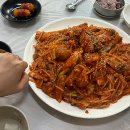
(17, 72, 29, 91)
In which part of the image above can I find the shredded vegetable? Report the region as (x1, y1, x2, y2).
(29, 23, 130, 109)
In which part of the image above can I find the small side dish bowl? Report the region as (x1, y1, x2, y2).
(0, 0, 41, 22)
(0, 41, 12, 53)
(0, 105, 29, 130)
(93, 0, 125, 18)
(123, 4, 130, 28)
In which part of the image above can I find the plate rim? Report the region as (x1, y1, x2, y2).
(24, 16, 130, 119)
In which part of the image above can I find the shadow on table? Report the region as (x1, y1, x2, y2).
(30, 88, 130, 126)
(0, 84, 29, 107)
(1, 15, 41, 29)
(120, 20, 130, 36)
(91, 8, 121, 21)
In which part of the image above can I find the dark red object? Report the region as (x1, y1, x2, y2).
(21, 3, 35, 12)
(13, 8, 31, 17)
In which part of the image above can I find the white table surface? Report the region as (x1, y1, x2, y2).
(0, 0, 130, 130)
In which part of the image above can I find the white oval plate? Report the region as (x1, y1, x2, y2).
(24, 17, 130, 119)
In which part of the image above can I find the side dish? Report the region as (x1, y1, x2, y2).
(29, 23, 130, 109)
(97, 0, 123, 10)
(13, 3, 35, 18)
(13, 9, 31, 17)
(20, 3, 35, 12)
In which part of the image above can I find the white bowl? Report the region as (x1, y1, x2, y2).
(123, 4, 130, 28)
(0, 105, 29, 130)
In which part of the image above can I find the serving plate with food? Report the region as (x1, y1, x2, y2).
(24, 17, 130, 118)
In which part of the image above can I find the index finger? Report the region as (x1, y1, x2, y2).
(16, 60, 28, 72)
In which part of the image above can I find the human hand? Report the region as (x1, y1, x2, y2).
(0, 53, 29, 96)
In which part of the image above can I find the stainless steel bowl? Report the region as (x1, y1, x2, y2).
(93, 0, 125, 18)
(0, 105, 30, 130)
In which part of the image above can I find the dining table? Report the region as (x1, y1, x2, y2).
(0, 0, 130, 130)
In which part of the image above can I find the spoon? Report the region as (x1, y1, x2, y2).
(66, 0, 84, 11)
